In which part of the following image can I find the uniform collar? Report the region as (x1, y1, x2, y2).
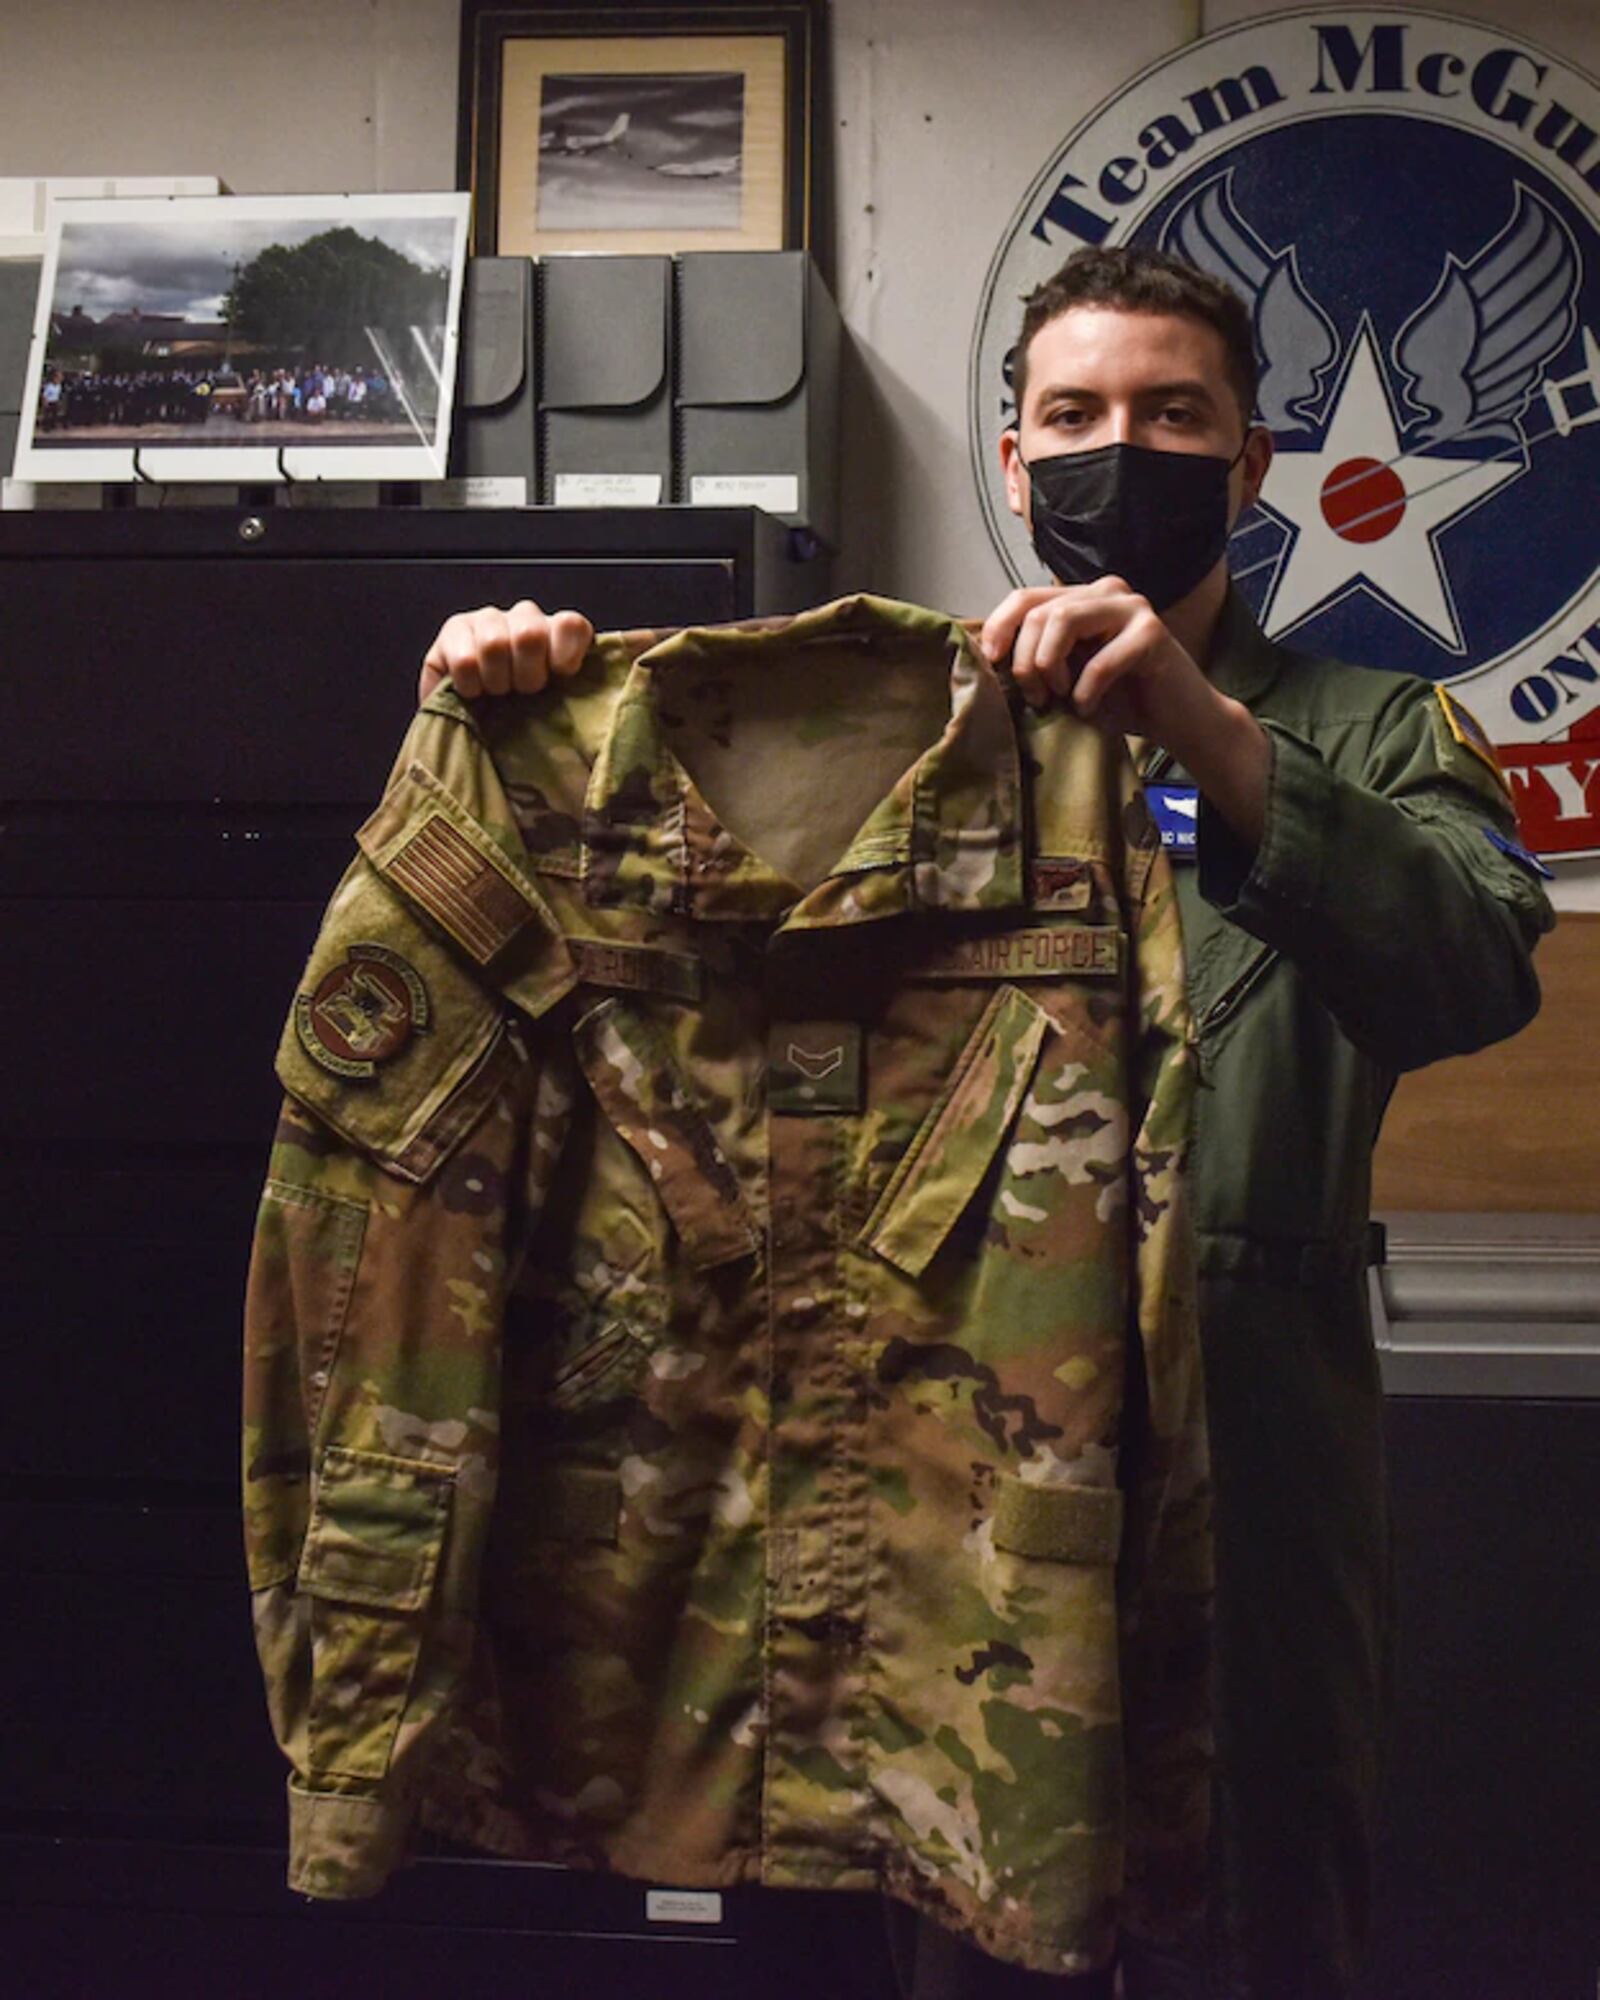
(580, 594, 1027, 925)
(1129, 584, 1284, 785)
(1202, 583, 1284, 708)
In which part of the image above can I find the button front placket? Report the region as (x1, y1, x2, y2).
(761, 976, 875, 1881)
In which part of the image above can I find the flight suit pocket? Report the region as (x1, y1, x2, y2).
(573, 996, 759, 1270)
(276, 859, 509, 1184)
(862, 984, 1051, 1278)
(297, 1446, 454, 1781)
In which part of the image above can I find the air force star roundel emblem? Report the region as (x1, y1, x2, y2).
(971, 8, 1600, 859)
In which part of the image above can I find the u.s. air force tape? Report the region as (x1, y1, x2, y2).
(908, 926, 1124, 982)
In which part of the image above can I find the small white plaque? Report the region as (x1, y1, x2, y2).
(554, 472, 662, 507)
(135, 482, 240, 509)
(2, 478, 99, 511)
(286, 481, 384, 509)
(425, 476, 528, 509)
(645, 1888, 724, 1925)
(690, 474, 799, 515)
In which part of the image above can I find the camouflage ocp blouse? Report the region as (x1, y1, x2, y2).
(243, 593, 1210, 1976)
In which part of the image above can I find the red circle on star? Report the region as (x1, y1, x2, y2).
(1320, 457, 1407, 543)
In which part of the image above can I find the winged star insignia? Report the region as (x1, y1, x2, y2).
(1164, 176, 1580, 653)
(971, 10, 1600, 857)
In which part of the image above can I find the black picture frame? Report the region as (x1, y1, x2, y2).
(458, 0, 822, 260)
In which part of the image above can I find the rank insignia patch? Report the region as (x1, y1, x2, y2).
(769, 1022, 863, 1115)
(296, 944, 430, 1079)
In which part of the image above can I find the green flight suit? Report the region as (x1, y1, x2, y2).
(1157, 592, 1554, 1998)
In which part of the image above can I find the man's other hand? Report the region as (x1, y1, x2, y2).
(979, 578, 1216, 739)
(979, 579, 1270, 848)
(419, 601, 595, 703)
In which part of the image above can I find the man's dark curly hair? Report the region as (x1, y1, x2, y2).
(1012, 246, 1259, 429)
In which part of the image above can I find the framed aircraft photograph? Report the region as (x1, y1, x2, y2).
(14, 191, 471, 484)
(459, 0, 819, 257)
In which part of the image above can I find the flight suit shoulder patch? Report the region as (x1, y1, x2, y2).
(1433, 686, 1512, 801)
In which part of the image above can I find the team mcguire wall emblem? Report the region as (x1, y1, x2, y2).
(971, 7, 1600, 859)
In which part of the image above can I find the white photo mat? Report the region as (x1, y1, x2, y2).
(15, 191, 471, 484)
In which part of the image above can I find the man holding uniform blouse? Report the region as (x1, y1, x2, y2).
(413, 246, 1553, 1997)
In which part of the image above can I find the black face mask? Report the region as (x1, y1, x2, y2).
(1016, 439, 1244, 611)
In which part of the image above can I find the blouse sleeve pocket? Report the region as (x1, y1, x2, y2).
(296, 1446, 455, 1782)
(860, 984, 1051, 1279)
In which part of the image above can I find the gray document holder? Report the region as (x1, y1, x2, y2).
(451, 257, 537, 490)
(539, 256, 672, 505)
(676, 251, 840, 548)
(0, 261, 41, 478)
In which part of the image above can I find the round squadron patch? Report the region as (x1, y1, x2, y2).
(295, 943, 430, 1080)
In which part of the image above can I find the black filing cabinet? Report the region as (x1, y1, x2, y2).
(0, 506, 875, 1999)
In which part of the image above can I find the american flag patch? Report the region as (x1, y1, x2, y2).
(386, 811, 536, 964)
(1437, 687, 1511, 796)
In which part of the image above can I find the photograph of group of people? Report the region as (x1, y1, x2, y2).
(36, 362, 407, 443)
(15, 193, 469, 478)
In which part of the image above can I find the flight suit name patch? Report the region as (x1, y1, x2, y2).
(909, 926, 1124, 982)
(296, 944, 430, 1079)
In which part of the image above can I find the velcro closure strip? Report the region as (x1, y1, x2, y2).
(992, 1475, 1124, 1566)
(570, 936, 704, 1002)
(533, 1464, 622, 1544)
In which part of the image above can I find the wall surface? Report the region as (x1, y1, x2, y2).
(1, 0, 1597, 900)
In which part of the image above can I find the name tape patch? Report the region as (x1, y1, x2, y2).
(570, 937, 704, 1002)
(910, 926, 1124, 982)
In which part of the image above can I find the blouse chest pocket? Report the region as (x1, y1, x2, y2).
(510, 997, 760, 1419)
(861, 984, 1054, 1279)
